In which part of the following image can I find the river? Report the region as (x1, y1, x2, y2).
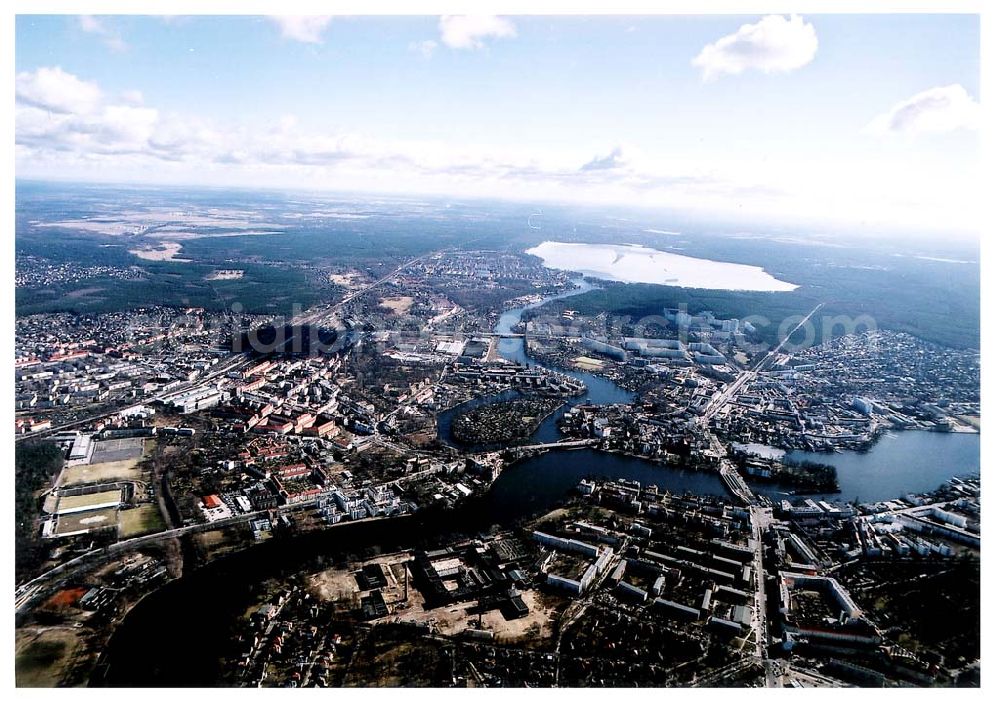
(438, 280, 632, 448)
(493, 279, 633, 442)
(94, 280, 701, 686)
(92, 504, 525, 686)
(443, 279, 726, 503)
(95, 278, 977, 685)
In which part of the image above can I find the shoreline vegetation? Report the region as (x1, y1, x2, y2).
(731, 450, 840, 494)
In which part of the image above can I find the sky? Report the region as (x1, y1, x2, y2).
(14, 13, 981, 235)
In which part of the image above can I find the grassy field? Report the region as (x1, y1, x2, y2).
(118, 504, 165, 538)
(56, 489, 123, 513)
(15, 627, 82, 687)
(60, 458, 143, 486)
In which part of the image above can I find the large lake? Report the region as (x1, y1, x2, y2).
(749, 430, 980, 504)
(525, 241, 798, 291)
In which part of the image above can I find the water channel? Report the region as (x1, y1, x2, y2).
(94, 278, 978, 685)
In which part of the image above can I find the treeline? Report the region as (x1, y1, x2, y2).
(15, 259, 324, 318)
(15, 442, 65, 581)
(732, 451, 838, 492)
(778, 458, 839, 493)
(546, 278, 977, 350)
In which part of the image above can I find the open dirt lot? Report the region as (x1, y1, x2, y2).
(206, 269, 245, 280)
(308, 568, 362, 606)
(306, 552, 560, 646)
(379, 296, 414, 315)
(129, 241, 190, 261)
(42, 493, 59, 514)
(385, 588, 559, 644)
(308, 552, 412, 606)
(328, 272, 363, 286)
(91, 437, 146, 463)
(573, 356, 605, 371)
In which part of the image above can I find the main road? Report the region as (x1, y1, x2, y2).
(693, 304, 824, 686)
(698, 304, 826, 511)
(749, 504, 777, 685)
(16, 249, 463, 615)
(699, 303, 824, 423)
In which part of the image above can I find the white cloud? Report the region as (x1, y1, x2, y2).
(580, 146, 629, 171)
(78, 15, 101, 33)
(270, 16, 333, 44)
(121, 89, 145, 105)
(692, 15, 817, 81)
(439, 15, 516, 50)
(409, 39, 438, 59)
(78, 15, 128, 52)
(92, 105, 161, 148)
(15, 66, 102, 114)
(14, 67, 978, 235)
(16, 103, 161, 158)
(864, 84, 981, 137)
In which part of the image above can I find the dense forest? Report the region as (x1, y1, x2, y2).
(15, 442, 65, 581)
(533, 262, 978, 350)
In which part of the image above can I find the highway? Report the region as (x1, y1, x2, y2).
(15, 500, 295, 615)
(697, 303, 826, 507)
(17, 274, 823, 685)
(16, 251, 458, 615)
(15, 458, 453, 616)
(16, 497, 371, 615)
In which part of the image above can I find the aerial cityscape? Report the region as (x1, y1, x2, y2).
(11, 8, 981, 690)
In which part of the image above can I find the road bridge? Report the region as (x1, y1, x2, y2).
(509, 438, 598, 453)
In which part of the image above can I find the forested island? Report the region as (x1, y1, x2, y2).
(732, 451, 839, 493)
(452, 397, 564, 446)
